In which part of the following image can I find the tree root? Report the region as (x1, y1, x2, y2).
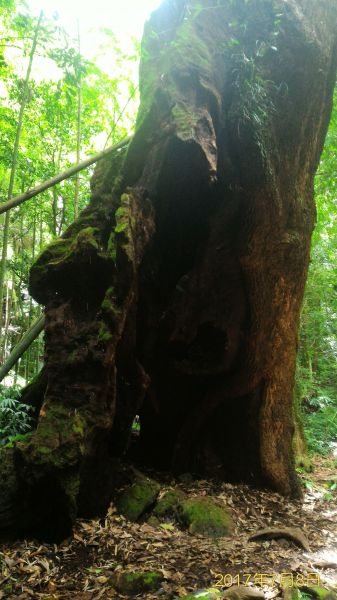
(248, 527, 310, 552)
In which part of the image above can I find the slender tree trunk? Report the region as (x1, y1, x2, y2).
(0, 0, 336, 542)
(58, 194, 66, 235)
(0, 210, 11, 338)
(74, 19, 82, 221)
(2, 278, 13, 362)
(0, 315, 45, 383)
(14, 215, 24, 336)
(0, 11, 43, 339)
(25, 212, 37, 380)
(13, 359, 19, 386)
(51, 151, 58, 236)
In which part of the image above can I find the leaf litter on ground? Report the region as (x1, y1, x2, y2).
(0, 455, 336, 599)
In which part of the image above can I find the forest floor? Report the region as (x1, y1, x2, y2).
(0, 455, 336, 600)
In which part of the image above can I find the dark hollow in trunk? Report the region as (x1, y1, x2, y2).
(1, 0, 336, 541)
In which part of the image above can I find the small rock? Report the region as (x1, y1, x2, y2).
(153, 489, 186, 521)
(177, 588, 224, 599)
(180, 496, 232, 538)
(112, 570, 163, 595)
(223, 586, 265, 600)
(147, 515, 160, 527)
(178, 472, 195, 485)
(116, 472, 161, 521)
(283, 588, 301, 600)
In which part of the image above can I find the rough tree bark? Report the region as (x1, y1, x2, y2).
(0, 0, 336, 541)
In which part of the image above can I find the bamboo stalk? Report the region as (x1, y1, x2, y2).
(0, 315, 45, 383)
(74, 19, 82, 221)
(0, 135, 131, 216)
(0, 11, 43, 335)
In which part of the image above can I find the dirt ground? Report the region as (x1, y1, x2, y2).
(0, 456, 336, 599)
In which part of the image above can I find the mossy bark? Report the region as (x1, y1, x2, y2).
(1, 0, 336, 540)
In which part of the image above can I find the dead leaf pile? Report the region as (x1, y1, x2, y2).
(0, 456, 336, 599)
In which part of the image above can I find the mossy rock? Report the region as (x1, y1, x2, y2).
(223, 585, 264, 600)
(178, 472, 195, 485)
(147, 515, 160, 527)
(152, 489, 186, 521)
(299, 587, 337, 600)
(112, 570, 163, 595)
(283, 589, 303, 600)
(180, 496, 232, 538)
(116, 473, 161, 521)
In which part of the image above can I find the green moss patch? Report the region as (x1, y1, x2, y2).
(30, 225, 103, 303)
(147, 515, 160, 527)
(4, 431, 33, 449)
(116, 473, 161, 521)
(100, 287, 120, 326)
(299, 587, 337, 600)
(33, 226, 99, 273)
(112, 570, 162, 595)
(152, 489, 186, 521)
(27, 403, 87, 470)
(285, 590, 303, 600)
(98, 321, 113, 343)
(180, 496, 232, 538)
(148, 491, 233, 538)
(74, 227, 99, 250)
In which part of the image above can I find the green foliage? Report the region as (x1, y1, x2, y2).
(296, 87, 337, 456)
(302, 395, 337, 455)
(0, 384, 34, 445)
(132, 415, 140, 433)
(0, 382, 20, 399)
(229, 50, 276, 130)
(0, 2, 139, 384)
(222, 0, 283, 160)
(115, 221, 128, 234)
(116, 474, 160, 522)
(323, 479, 336, 502)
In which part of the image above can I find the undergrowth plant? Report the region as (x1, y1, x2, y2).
(0, 384, 34, 445)
(302, 394, 337, 455)
(223, 0, 283, 164)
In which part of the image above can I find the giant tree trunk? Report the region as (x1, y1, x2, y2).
(1, 0, 336, 541)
